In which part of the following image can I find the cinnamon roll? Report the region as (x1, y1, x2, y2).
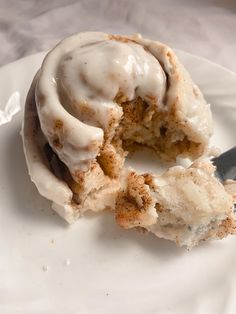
(22, 32, 235, 247)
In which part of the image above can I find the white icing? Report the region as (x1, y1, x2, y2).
(36, 32, 166, 174)
(35, 32, 212, 175)
(22, 75, 77, 224)
(59, 40, 166, 112)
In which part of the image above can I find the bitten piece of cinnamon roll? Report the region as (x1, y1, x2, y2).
(116, 160, 236, 248)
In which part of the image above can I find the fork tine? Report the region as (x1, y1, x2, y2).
(212, 146, 236, 182)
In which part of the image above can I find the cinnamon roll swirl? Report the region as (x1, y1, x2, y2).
(23, 32, 224, 236)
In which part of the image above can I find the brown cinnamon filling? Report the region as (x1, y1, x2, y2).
(43, 91, 202, 207)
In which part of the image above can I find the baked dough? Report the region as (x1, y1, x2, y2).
(116, 160, 236, 248)
(22, 32, 235, 247)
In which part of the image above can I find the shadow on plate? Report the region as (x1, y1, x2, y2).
(84, 210, 185, 260)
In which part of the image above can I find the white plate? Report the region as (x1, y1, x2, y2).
(0, 51, 236, 314)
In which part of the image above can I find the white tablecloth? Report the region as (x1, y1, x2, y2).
(0, 0, 236, 72)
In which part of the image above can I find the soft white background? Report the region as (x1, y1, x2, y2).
(0, 0, 236, 71)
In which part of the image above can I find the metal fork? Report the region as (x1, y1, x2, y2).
(212, 146, 236, 182)
(212, 147, 236, 210)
